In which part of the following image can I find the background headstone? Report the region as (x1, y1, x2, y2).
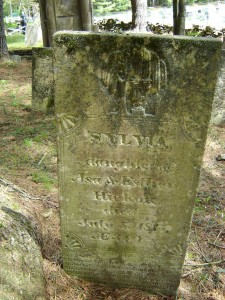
(32, 47, 54, 113)
(39, 0, 92, 47)
(25, 14, 42, 47)
(211, 49, 225, 126)
(10, 55, 21, 63)
(53, 32, 221, 296)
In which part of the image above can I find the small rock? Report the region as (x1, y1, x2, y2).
(0, 205, 47, 299)
(10, 55, 21, 63)
(42, 208, 53, 218)
(2, 136, 16, 142)
(216, 154, 225, 161)
(211, 114, 225, 126)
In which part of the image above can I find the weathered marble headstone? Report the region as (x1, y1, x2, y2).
(211, 49, 225, 126)
(25, 15, 42, 47)
(32, 47, 54, 112)
(53, 32, 221, 296)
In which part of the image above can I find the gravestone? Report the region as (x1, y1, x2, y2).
(25, 14, 42, 47)
(39, 0, 92, 47)
(32, 47, 54, 112)
(53, 32, 221, 296)
(211, 49, 225, 126)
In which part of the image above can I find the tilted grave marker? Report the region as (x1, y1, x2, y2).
(32, 47, 54, 112)
(53, 32, 221, 296)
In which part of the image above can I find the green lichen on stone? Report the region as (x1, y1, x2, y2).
(32, 47, 54, 113)
(53, 32, 222, 296)
(32, 47, 53, 58)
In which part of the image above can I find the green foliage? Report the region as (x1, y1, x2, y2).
(3, 4, 10, 16)
(11, 100, 21, 107)
(113, 0, 131, 11)
(33, 131, 48, 143)
(6, 34, 42, 50)
(0, 60, 57, 193)
(32, 171, 54, 190)
(3, 0, 38, 16)
(96, 18, 224, 38)
(4, 22, 18, 29)
(93, 0, 115, 13)
(191, 26, 224, 38)
(93, 0, 130, 14)
(23, 138, 33, 147)
(6, 34, 25, 50)
(160, 0, 172, 7)
(0, 80, 8, 86)
(0, 60, 18, 68)
(186, 0, 195, 4)
(148, 0, 172, 6)
(97, 18, 132, 31)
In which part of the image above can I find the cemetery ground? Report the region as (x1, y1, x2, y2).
(0, 58, 225, 300)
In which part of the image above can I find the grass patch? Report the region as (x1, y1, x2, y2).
(9, 150, 30, 168)
(32, 171, 54, 190)
(23, 138, 33, 147)
(6, 34, 27, 50)
(33, 131, 49, 143)
(0, 60, 57, 192)
(6, 33, 43, 50)
(0, 60, 18, 68)
(11, 100, 21, 107)
(0, 79, 8, 85)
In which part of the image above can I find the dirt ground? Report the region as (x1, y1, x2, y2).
(0, 59, 224, 300)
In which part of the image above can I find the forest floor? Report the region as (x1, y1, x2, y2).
(0, 59, 224, 300)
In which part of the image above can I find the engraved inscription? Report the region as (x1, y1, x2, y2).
(92, 191, 156, 205)
(78, 218, 158, 243)
(78, 219, 112, 230)
(86, 158, 175, 171)
(103, 206, 135, 217)
(84, 129, 171, 149)
(72, 173, 171, 188)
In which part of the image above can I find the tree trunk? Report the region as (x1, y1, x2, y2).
(39, 0, 51, 47)
(131, 0, 147, 32)
(173, 0, 185, 35)
(0, 0, 9, 60)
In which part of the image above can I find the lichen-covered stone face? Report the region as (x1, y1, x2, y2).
(211, 49, 225, 126)
(32, 47, 54, 113)
(53, 32, 221, 296)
